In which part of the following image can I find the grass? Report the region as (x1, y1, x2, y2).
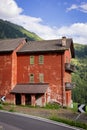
(47, 102, 87, 129)
(0, 104, 3, 110)
(9, 108, 15, 112)
(9, 105, 15, 112)
(49, 116, 87, 129)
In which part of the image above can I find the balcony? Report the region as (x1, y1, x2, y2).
(65, 63, 75, 72)
(65, 82, 75, 91)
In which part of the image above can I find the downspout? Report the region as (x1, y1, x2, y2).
(61, 53, 65, 107)
(61, 36, 66, 107)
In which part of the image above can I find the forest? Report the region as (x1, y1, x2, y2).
(0, 19, 41, 41)
(72, 43, 87, 104)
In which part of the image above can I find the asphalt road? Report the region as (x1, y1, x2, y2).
(0, 111, 80, 130)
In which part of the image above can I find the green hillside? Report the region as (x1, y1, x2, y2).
(0, 19, 42, 41)
(72, 43, 87, 104)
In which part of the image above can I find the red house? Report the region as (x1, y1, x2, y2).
(0, 37, 75, 107)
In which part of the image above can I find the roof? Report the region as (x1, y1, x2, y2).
(0, 37, 75, 57)
(17, 38, 75, 58)
(11, 83, 49, 94)
(0, 38, 26, 53)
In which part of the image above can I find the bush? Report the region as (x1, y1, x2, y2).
(45, 102, 60, 109)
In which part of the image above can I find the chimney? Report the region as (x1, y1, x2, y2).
(62, 36, 66, 46)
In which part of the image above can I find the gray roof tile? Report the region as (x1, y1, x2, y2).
(0, 38, 26, 52)
(17, 38, 75, 58)
(17, 39, 72, 53)
(11, 83, 49, 94)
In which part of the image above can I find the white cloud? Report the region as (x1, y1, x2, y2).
(79, 3, 87, 13)
(67, 2, 87, 13)
(56, 23, 87, 44)
(67, 4, 78, 12)
(0, 0, 87, 44)
(0, 0, 23, 18)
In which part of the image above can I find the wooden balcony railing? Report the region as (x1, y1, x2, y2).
(65, 82, 75, 91)
(65, 63, 76, 72)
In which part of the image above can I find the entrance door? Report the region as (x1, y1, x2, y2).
(15, 94, 21, 105)
(66, 91, 71, 106)
(25, 94, 31, 105)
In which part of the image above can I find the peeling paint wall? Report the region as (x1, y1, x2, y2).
(0, 40, 26, 102)
(0, 53, 12, 97)
(17, 52, 66, 105)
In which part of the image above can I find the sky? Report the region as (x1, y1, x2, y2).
(0, 0, 87, 44)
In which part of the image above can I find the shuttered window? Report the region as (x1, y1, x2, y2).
(39, 73, 44, 83)
(39, 55, 44, 64)
(30, 74, 34, 83)
(30, 56, 34, 64)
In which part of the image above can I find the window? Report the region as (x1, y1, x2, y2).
(39, 55, 44, 64)
(30, 74, 34, 83)
(39, 73, 44, 83)
(30, 56, 34, 64)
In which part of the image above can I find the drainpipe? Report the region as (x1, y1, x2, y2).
(61, 53, 65, 107)
(61, 36, 66, 107)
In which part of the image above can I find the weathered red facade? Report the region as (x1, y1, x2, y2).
(0, 38, 26, 103)
(0, 37, 75, 107)
(0, 53, 12, 96)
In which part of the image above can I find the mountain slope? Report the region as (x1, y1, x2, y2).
(72, 43, 87, 104)
(0, 19, 42, 41)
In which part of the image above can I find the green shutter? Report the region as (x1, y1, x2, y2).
(30, 56, 34, 64)
(39, 55, 44, 64)
(39, 73, 44, 83)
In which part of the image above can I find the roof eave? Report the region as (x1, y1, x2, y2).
(17, 49, 65, 55)
(0, 50, 13, 54)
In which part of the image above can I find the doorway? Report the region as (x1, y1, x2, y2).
(15, 94, 21, 105)
(25, 94, 31, 105)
